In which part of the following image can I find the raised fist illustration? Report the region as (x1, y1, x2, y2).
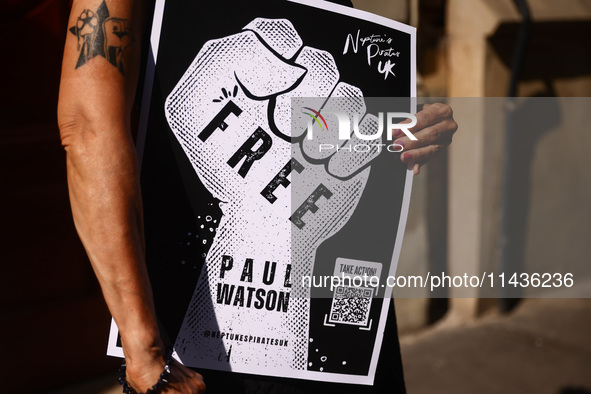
(75, 9, 99, 60)
(69, 2, 132, 74)
(165, 18, 382, 371)
(103, 18, 132, 73)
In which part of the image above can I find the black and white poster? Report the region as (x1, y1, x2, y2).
(108, 0, 415, 385)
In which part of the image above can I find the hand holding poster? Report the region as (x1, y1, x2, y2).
(109, 0, 415, 386)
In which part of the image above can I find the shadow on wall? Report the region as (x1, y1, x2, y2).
(500, 92, 560, 307)
(559, 388, 591, 394)
(487, 19, 591, 307)
(491, 21, 591, 84)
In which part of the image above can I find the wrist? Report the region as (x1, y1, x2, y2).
(120, 326, 166, 369)
(120, 351, 174, 394)
(122, 341, 168, 392)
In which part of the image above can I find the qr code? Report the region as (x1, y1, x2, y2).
(328, 286, 373, 326)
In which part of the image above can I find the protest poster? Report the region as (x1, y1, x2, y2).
(108, 0, 415, 385)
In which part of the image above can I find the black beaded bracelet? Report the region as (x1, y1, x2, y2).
(118, 352, 173, 394)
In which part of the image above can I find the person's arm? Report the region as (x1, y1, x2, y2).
(57, 1, 205, 392)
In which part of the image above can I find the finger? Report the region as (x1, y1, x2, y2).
(392, 102, 454, 139)
(392, 117, 456, 152)
(327, 113, 379, 179)
(234, 31, 306, 99)
(404, 162, 420, 175)
(165, 30, 306, 140)
(243, 18, 303, 60)
(301, 82, 366, 160)
(400, 143, 446, 167)
(166, 364, 206, 393)
(274, 46, 340, 138)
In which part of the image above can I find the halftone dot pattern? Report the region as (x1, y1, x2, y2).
(164, 18, 377, 376)
(301, 84, 367, 161)
(328, 113, 381, 178)
(290, 135, 370, 371)
(274, 47, 340, 138)
(166, 23, 304, 369)
(286, 297, 309, 369)
(243, 18, 303, 60)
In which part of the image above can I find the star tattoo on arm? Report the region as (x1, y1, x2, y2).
(69, 1, 132, 75)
